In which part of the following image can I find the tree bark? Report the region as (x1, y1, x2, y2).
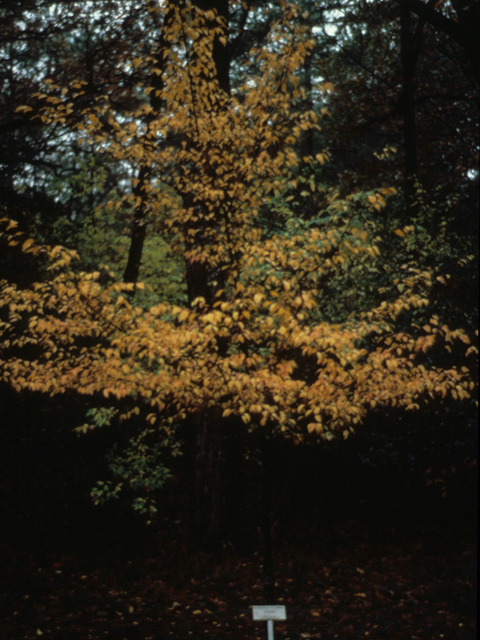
(301, 48, 314, 159)
(259, 437, 274, 603)
(193, 411, 225, 550)
(123, 7, 174, 285)
(400, 2, 418, 213)
(187, 1, 232, 552)
(193, 0, 231, 95)
(185, 0, 231, 306)
(123, 167, 148, 284)
(399, 0, 480, 82)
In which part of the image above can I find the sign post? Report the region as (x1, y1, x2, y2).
(252, 605, 287, 640)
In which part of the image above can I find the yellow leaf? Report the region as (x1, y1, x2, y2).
(178, 309, 190, 322)
(380, 187, 397, 196)
(22, 238, 35, 251)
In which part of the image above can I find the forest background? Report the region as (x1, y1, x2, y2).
(0, 1, 478, 639)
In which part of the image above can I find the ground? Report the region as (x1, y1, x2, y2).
(0, 519, 476, 640)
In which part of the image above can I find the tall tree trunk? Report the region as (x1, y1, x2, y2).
(400, 0, 480, 82)
(123, 167, 148, 284)
(193, 411, 225, 550)
(301, 28, 314, 160)
(123, 7, 174, 285)
(259, 437, 274, 603)
(193, 0, 230, 95)
(188, 0, 232, 552)
(185, 0, 231, 305)
(450, 0, 480, 82)
(400, 2, 418, 214)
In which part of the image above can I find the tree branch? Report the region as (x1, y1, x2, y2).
(399, 0, 464, 43)
(398, 0, 480, 79)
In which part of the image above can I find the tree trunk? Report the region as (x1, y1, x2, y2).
(400, 2, 418, 214)
(259, 437, 274, 603)
(188, 0, 232, 551)
(451, 0, 480, 82)
(122, 7, 174, 285)
(193, 0, 231, 95)
(123, 168, 148, 284)
(401, 0, 480, 81)
(193, 410, 225, 550)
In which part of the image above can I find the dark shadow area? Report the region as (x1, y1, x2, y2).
(0, 386, 477, 639)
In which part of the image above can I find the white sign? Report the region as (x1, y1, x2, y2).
(252, 605, 287, 621)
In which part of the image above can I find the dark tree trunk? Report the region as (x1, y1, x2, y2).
(187, 0, 232, 552)
(191, 412, 245, 552)
(450, 0, 480, 83)
(122, 7, 174, 285)
(400, 2, 418, 214)
(193, 411, 226, 550)
(185, 0, 231, 306)
(400, 0, 480, 82)
(193, 0, 231, 95)
(123, 168, 148, 284)
(301, 44, 314, 159)
(186, 258, 214, 305)
(259, 437, 274, 603)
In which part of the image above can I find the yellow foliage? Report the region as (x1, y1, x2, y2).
(0, 4, 476, 450)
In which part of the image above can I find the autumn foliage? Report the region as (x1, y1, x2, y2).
(0, 2, 477, 517)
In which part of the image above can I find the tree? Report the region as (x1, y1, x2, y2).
(0, 0, 169, 252)
(400, 0, 480, 81)
(0, 0, 477, 598)
(309, 0, 478, 225)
